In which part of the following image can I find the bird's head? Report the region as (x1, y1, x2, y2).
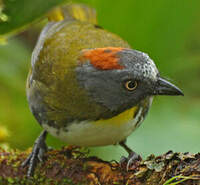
(76, 47, 183, 112)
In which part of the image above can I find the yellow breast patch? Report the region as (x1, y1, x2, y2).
(93, 106, 139, 126)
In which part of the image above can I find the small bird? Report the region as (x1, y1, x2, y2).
(22, 4, 183, 176)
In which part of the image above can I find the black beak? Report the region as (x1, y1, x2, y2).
(154, 77, 184, 96)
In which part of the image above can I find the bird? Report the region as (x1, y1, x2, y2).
(22, 4, 183, 176)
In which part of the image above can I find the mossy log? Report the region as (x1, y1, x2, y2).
(0, 146, 200, 185)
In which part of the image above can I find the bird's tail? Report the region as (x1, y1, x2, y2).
(48, 3, 97, 25)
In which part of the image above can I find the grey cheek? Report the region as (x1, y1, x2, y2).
(83, 78, 124, 110)
(76, 65, 127, 111)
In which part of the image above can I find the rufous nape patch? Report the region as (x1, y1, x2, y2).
(79, 47, 125, 70)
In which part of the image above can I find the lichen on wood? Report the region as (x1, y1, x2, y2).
(0, 146, 199, 185)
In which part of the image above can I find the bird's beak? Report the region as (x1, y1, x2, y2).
(154, 77, 184, 96)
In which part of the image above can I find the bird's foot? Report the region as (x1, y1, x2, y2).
(22, 131, 47, 177)
(119, 140, 142, 171)
(120, 151, 142, 171)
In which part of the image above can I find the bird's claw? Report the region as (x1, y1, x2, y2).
(21, 131, 47, 177)
(120, 151, 142, 171)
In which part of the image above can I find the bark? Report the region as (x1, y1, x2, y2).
(0, 146, 199, 185)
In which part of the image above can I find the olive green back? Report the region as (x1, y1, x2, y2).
(29, 20, 131, 126)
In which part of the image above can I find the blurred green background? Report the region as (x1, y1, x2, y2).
(0, 0, 200, 161)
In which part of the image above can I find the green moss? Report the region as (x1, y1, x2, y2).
(7, 177, 15, 184)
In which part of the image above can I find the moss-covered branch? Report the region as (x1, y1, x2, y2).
(0, 147, 200, 185)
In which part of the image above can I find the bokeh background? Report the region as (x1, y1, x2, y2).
(0, 0, 200, 161)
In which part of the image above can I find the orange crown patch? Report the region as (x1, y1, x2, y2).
(79, 47, 125, 70)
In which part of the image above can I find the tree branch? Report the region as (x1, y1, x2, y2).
(0, 147, 199, 185)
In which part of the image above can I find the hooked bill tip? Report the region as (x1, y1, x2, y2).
(154, 77, 184, 96)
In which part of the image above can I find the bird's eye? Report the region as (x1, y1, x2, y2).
(124, 80, 137, 91)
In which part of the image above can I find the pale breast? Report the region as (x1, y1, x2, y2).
(42, 102, 149, 147)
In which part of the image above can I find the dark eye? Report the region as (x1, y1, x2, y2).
(124, 80, 137, 91)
